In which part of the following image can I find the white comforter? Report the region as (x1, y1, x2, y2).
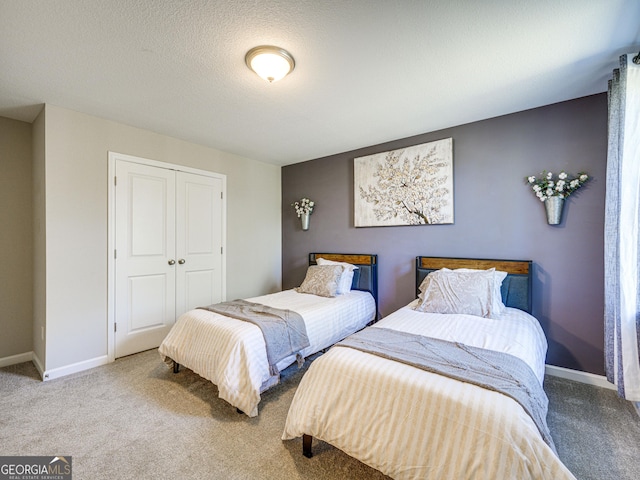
(158, 289, 375, 416)
(282, 302, 576, 480)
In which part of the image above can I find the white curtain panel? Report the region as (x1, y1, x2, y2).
(605, 53, 640, 401)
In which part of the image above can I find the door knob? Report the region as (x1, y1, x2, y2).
(168, 259, 176, 265)
(178, 259, 186, 264)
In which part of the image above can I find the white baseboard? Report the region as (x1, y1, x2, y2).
(32, 353, 45, 379)
(545, 364, 615, 390)
(42, 355, 110, 381)
(2, 352, 112, 382)
(0, 351, 33, 368)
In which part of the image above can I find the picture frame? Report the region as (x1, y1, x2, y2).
(354, 138, 454, 227)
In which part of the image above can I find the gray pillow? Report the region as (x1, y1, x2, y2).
(316, 258, 359, 294)
(296, 265, 343, 298)
(414, 268, 497, 317)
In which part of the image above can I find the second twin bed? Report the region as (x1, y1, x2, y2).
(282, 256, 576, 480)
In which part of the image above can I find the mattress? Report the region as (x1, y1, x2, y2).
(282, 303, 576, 480)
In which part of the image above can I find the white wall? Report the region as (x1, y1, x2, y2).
(39, 104, 281, 373)
(32, 109, 46, 368)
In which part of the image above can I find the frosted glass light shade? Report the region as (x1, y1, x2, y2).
(245, 46, 295, 83)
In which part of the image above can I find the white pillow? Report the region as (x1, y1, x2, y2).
(316, 258, 359, 294)
(414, 268, 498, 318)
(296, 265, 343, 297)
(491, 270, 507, 314)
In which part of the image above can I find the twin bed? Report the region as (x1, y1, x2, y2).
(282, 256, 576, 480)
(159, 253, 378, 417)
(159, 253, 575, 479)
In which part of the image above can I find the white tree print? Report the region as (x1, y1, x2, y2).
(355, 139, 453, 226)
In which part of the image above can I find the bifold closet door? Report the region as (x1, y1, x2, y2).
(114, 162, 224, 358)
(115, 161, 177, 357)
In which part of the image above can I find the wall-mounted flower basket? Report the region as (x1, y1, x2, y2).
(292, 197, 314, 231)
(544, 196, 564, 225)
(300, 212, 310, 231)
(526, 171, 589, 225)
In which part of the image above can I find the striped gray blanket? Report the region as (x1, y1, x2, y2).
(337, 326, 556, 454)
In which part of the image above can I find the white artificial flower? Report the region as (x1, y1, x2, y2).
(293, 197, 314, 216)
(527, 170, 588, 200)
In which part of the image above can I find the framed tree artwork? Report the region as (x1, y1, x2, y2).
(354, 138, 454, 227)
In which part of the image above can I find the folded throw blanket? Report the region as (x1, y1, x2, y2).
(199, 300, 310, 376)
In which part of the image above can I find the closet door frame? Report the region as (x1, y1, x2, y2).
(107, 151, 227, 363)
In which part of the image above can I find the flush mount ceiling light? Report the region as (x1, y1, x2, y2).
(245, 45, 295, 83)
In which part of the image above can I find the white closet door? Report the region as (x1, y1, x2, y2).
(175, 171, 224, 316)
(115, 161, 177, 357)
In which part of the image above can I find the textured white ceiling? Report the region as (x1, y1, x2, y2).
(1, 1, 639, 166)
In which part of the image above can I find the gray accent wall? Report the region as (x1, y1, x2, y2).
(282, 94, 607, 375)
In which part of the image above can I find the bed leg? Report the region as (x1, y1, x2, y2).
(302, 434, 313, 458)
(173, 362, 180, 373)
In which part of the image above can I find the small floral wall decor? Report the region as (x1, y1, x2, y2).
(354, 138, 454, 227)
(526, 170, 590, 225)
(292, 197, 314, 230)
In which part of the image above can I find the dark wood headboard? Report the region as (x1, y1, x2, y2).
(415, 256, 532, 313)
(309, 253, 378, 317)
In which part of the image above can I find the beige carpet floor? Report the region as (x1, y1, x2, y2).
(1, 349, 639, 479)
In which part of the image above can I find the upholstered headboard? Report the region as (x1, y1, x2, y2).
(415, 256, 533, 313)
(309, 253, 379, 315)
